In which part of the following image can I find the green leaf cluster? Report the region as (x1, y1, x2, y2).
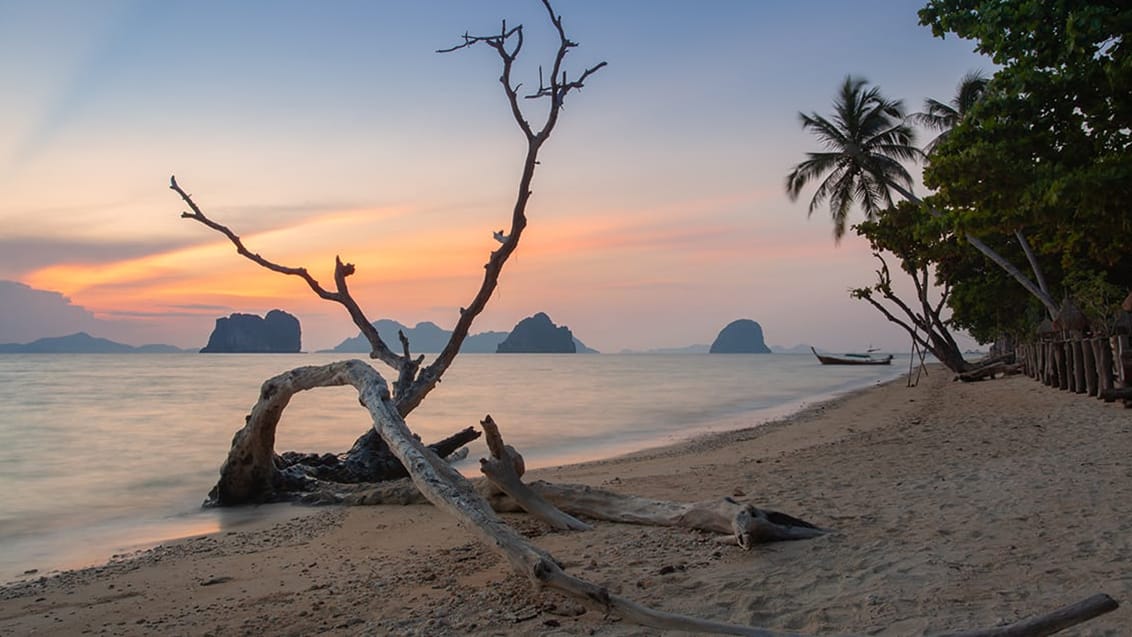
(920, 0, 1132, 270)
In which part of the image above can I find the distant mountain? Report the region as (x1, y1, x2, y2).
(328, 319, 508, 354)
(0, 332, 188, 354)
(327, 317, 598, 354)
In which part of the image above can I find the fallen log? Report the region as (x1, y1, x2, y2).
(938, 592, 1118, 637)
(1099, 387, 1132, 404)
(956, 361, 1007, 382)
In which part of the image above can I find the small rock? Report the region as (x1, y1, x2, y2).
(545, 601, 586, 617)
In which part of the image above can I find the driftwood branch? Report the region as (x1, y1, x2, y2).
(938, 592, 1117, 637)
(523, 482, 826, 548)
(202, 364, 482, 506)
(479, 415, 591, 531)
(333, 360, 802, 635)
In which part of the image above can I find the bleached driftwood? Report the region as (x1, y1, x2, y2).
(477, 415, 822, 544)
(938, 592, 1117, 637)
(479, 415, 592, 531)
(201, 364, 478, 506)
(523, 482, 826, 548)
(309, 359, 821, 635)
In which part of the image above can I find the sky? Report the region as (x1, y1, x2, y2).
(0, 1, 992, 353)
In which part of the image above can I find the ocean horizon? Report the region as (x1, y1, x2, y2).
(0, 352, 905, 583)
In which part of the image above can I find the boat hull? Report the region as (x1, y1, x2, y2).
(810, 347, 893, 365)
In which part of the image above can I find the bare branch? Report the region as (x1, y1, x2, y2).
(170, 176, 403, 371)
(397, 0, 605, 415)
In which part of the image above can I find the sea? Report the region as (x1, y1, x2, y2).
(0, 352, 904, 583)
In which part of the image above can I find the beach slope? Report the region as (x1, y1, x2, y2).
(2, 366, 1128, 635)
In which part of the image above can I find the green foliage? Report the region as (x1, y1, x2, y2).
(910, 70, 989, 155)
(935, 233, 1050, 343)
(1062, 268, 1128, 335)
(919, 0, 1132, 271)
(854, 200, 952, 272)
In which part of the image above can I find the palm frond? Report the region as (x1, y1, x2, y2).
(786, 152, 843, 202)
(806, 160, 850, 215)
(799, 112, 849, 150)
(912, 69, 988, 154)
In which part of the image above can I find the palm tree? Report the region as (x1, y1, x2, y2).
(787, 75, 1059, 319)
(910, 70, 988, 155)
(786, 76, 922, 241)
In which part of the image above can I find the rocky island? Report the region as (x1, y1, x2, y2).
(709, 319, 772, 354)
(200, 310, 301, 353)
(497, 312, 577, 353)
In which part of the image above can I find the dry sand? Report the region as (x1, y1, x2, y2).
(2, 366, 1130, 636)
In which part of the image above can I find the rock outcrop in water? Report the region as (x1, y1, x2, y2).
(497, 312, 577, 353)
(709, 319, 771, 354)
(201, 310, 301, 353)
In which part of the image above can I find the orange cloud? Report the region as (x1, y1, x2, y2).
(23, 202, 510, 321)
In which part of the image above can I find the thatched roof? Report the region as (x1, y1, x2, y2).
(1055, 298, 1089, 333)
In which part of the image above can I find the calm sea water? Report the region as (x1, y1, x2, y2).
(0, 353, 902, 582)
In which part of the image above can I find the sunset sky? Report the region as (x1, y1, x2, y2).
(0, 1, 991, 352)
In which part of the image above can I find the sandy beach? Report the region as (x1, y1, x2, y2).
(2, 365, 1129, 636)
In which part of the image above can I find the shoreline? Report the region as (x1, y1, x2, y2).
(0, 363, 900, 585)
(3, 365, 1129, 634)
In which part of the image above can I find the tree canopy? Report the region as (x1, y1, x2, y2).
(919, 0, 1132, 274)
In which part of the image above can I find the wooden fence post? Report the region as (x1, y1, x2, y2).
(1082, 338, 1098, 397)
(1094, 338, 1113, 396)
(1119, 335, 1132, 388)
(1056, 341, 1069, 390)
